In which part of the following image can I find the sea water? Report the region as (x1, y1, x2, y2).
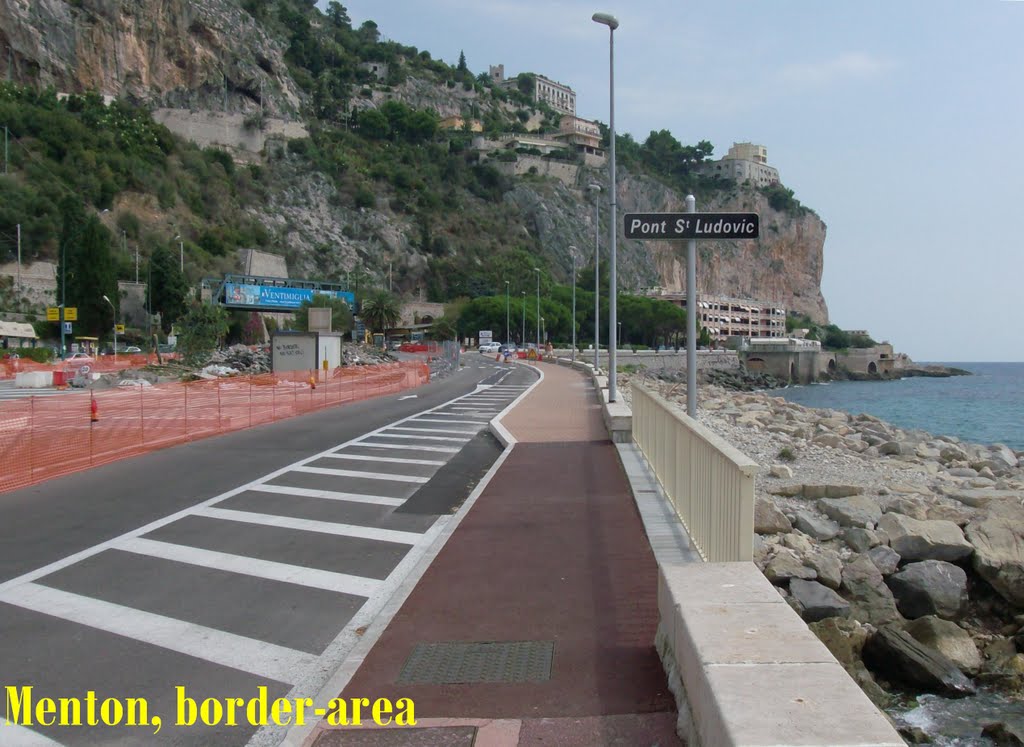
(772, 362, 1024, 450)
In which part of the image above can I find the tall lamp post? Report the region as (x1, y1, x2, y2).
(174, 234, 184, 273)
(521, 291, 526, 346)
(504, 280, 510, 345)
(587, 183, 601, 369)
(593, 11, 619, 401)
(534, 267, 541, 351)
(569, 247, 577, 363)
(102, 294, 117, 361)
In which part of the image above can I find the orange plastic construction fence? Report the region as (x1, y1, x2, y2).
(0, 361, 429, 494)
(0, 353, 180, 380)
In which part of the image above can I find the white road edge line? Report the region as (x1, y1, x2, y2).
(0, 583, 316, 685)
(116, 537, 381, 597)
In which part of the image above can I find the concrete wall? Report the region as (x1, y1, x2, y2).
(742, 349, 820, 383)
(836, 346, 896, 375)
(117, 281, 148, 329)
(491, 156, 580, 186)
(0, 261, 57, 306)
(239, 249, 288, 278)
(564, 349, 739, 373)
(152, 109, 309, 161)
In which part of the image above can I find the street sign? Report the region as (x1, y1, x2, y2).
(623, 212, 760, 240)
(115, 324, 125, 334)
(46, 307, 60, 322)
(64, 307, 78, 321)
(479, 330, 493, 343)
(62, 322, 72, 334)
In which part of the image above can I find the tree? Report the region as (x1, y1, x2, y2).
(325, 1, 350, 28)
(360, 290, 401, 338)
(147, 243, 189, 333)
(428, 316, 457, 341)
(59, 201, 117, 338)
(457, 50, 468, 73)
(357, 109, 389, 139)
(177, 303, 229, 364)
(293, 293, 354, 333)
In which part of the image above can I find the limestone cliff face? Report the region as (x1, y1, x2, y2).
(618, 173, 830, 324)
(0, 0, 302, 116)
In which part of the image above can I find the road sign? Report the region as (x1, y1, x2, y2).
(623, 213, 760, 240)
(115, 324, 125, 334)
(46, 307, 60, 321)
(62, 322, 72, 334)
(64, 307, 78, 321)
(479, 330, 493, 343)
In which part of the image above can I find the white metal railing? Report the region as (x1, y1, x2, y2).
(632, 382, 757, 562)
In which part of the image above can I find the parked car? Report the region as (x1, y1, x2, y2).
(66, 352, 94, 363)
(124, 346, 142, 353)
(479, 342, 502, 353)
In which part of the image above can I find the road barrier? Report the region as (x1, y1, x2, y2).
(631, 382, 757, 562)
(0, 361, 429, 494)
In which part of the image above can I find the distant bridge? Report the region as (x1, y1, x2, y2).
(201, 274, 355, 313)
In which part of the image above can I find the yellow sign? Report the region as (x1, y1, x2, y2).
(527, 348, 538, 360)
(115, 324, 125, 334)
(46, 307, 60, 321)
(64, 307, 78, 321)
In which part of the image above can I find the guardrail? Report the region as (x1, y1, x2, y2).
(631, 382, 757, 562)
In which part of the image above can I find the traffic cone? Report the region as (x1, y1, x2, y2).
(90, 396, 99, 423)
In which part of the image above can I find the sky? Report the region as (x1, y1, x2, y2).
(335, 1, 1024, 362)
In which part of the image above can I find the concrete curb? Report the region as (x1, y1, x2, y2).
(278, 365, 544, 747)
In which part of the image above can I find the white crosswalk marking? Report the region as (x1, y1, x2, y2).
(291, 465, 429, 483)
(0, 583, 317, 684)
(324, 453, 445, 466)
(355, 441, 460, 453)
(194, 507, 423, 545)
(371, 432, 470, 443)
(118, 537, 382, 597)
(248, 483, 405, 506)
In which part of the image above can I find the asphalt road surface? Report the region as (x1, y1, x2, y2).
(0, 358, 538, 746)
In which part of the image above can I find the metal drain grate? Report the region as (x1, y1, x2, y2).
(397, 640, 554, 684)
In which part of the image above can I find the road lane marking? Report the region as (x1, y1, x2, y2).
(291, 465, 429, 484)
(0, 583, 316, 684)
(117, 537, 382, 597)
(385, 426, 479, 435)
(324, 453, 445, 466)
(248, 484, 405, 507)
(410, 418, 487, 426)
(194, 507, 422, 545)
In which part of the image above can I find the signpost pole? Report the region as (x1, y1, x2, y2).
(686, 195, 698, 418)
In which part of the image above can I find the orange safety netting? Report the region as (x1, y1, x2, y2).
(0, 361, 429, 494)
(0, 354, 180, 380)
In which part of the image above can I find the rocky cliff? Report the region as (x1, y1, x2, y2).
(0, 0, 302, 116)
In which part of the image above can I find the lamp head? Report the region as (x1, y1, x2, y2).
(587, 183, 601, 193)
(102, 295, 110, 303)
(592, 12, 619, 30)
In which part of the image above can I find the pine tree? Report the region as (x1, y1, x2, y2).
(147, 243, 189, 333)
(59, 198, 117, 338)
(457, 50, 468, 73)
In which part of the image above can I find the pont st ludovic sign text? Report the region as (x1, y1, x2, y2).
(623, 212, 760, 240)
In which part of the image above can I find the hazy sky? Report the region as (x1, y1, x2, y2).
(337, 1, 1023, 362)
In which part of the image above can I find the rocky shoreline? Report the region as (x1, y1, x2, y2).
(621, 371, 1024, 744)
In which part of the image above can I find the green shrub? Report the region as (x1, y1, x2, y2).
(777, 446, 797, 463)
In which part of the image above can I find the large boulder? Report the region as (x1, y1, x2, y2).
(841, 554, 903, 626)
(878, 512, 974, 562)
(863, 625, 976, 697)
(805, 548, 843, 589)
(965, 517, 1024, 607)
(904, 616, 983, 675)
(764, 547, 817, 585)
(790, 579, 851, 622)
(793, 510, 840, 541)
(819, 495, 883, 529)
(867, 545, 901, 576)
(887, 560, 969, 620)
(843, 527, 885, 553)
(754, 498, 792, 534)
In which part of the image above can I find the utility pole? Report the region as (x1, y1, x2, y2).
(3, 125, 7, 174)
(389, 262, 393, 292)
(134, 243, 139, 284)
(16, 223, 21, 294)
(570, 250, 576, 363)
(504, 280, 509, 344)
(521, 291, 526, 346)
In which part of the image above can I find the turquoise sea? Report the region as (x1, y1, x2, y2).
(772, 362, 1024, 450)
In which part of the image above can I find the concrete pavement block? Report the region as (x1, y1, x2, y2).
(661, 561, 783, 607)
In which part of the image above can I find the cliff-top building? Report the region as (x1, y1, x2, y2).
(490, 64, 577, 116)
(701, 142, 781, 188)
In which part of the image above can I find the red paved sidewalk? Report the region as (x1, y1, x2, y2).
(309, 363, 680, 746)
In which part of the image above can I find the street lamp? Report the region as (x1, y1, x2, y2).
(504, 280, 510, 345)
(593, 11, 619, 401)
(520, 288, 528, 344)
(618, 321, 622, 348)
(102, 294, 117, 361)
(587, 183, 601, 369)
(569, 247, 577, 363)
(541, 316, 545, 344)
(534, 267, 541, 351)
(174, 234, 183, 273)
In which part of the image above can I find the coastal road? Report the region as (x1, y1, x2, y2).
(0, 357, 538, 746)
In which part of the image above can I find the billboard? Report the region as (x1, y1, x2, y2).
(224, 283, 355, 310)
(271, 332, 317, 372)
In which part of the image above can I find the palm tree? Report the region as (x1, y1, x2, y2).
(360, 290, 402, 343)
